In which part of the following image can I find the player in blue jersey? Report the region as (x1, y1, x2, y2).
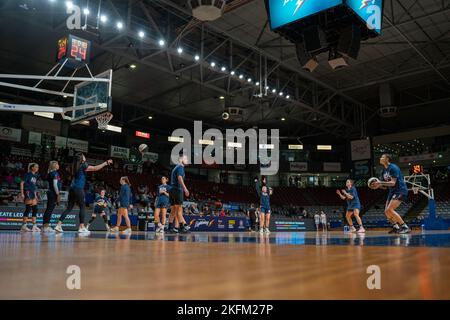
(255, 176, 272, 234)
(154, 176, 170, 233)
(168, 154, 190, 234)
(20, 163, 40, 232)
(86, 189, 110, 231)
(337, 179, 365, 233)
(111, 176, 133, 234)
(55, 153, 112, 234)
(42, 161, 62, 233)
(371, 154, 411, 234)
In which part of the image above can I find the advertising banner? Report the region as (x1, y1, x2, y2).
(0, 126, 21, 142)
(28, 131, 42, 145)
(350, 139, 372, 161)
(0, 207, 78, 230)
(323, 162, 341, 172)
(290, 162, 308, 172)
(146, 215, 249, 232)
(110, 145, 130, 159)
(67, 138, 88, 152)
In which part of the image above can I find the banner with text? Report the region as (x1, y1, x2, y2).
(110, 145, 130, 159)
(350, 139, 372, 161)
(142, 151, 159, 163)
(323, 162, 341, 172)
(28, 131, 42, 145)
(0, 126, 21, 142)
(67, 138, 88, 152)
(290, 162, 308, 172)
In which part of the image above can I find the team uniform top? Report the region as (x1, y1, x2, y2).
(382, 163, 408, 200)
(119, 184, 132, 208)
(320, 213, 327, 223)
(345, 186, 361, 210)
(94, 195, 108, 213)
(71, 163, 88, 190)
(47, 171, 61, 195)
(23, 172, 38, 198)
(255, 181, 270, 213)
(156, 184, 170, 207)
(170, 164, 185, 192)
(314, 214, 320, 224)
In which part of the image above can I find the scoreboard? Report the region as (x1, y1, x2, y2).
(57, 34, 91, 67)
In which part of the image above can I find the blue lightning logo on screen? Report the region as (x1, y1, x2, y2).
(270, 0, 343, 29)
(283, 0, 305, 15)
(359, 0, 375, 10)
(294, 0, 306, 14)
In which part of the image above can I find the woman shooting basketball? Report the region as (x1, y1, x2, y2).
(370, 154, 410, 234)
(336, 179, 365, 233)
(55, 153, 112, 234)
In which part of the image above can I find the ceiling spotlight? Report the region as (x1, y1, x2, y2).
(239, 74, 244, 79)
(63, 95, 68, 98)
(279, 92, 284, 96)
(158, 39, 165, 47)
(281, 117, 286, 121)
(272, 89, 276, 93)
(194, 55, 200, 61)
(100, 15, 108, 23)
(116, 21, 124, 29)
(138, 31, 145, 38)
(255, 82, 260, 86)
(286, 95, 290, 99)
(148, 116, 153, 120)
(265, 86, 269, 90)
(177, 47, 183, 54)
(230, 71, 235, 75)
(221, 66, 226, 72)
(219, 96, 225, 100)
(83, 8, 89, 15)
(129, 64, 137, 69)
(247, 78, 252, 83)
(210, 61, 216, 67)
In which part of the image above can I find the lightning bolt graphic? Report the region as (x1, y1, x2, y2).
(360, 0, 373, 10)
(294, 0, 305, 15)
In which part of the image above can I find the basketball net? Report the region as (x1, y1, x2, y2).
(95, 112, 113, 130)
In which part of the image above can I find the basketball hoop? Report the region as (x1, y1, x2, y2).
(95, 112, 113, 130)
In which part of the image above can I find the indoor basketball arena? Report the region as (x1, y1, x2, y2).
(0, 0, 450, 305)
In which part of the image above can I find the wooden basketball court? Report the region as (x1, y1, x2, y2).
(1, 230, 450, 300)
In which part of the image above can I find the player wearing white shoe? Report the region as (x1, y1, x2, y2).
(154, 176, 170, 233)
(336, 179, 365, 233)
(20, 163, 40, 232)
(55, 153, 112, 234)
(255, 176, 272, 234)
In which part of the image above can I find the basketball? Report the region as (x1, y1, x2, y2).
(138, 144, 148, 153)
(368, 177, 381, 189)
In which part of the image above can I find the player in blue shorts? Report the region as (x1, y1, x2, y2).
(154, 176, 170, 233)
(87, 189, 110, 231)
(337, 179, 365, 233)
(20, 163, 40, 232)
(371, 154, 410, 234)
(168, 154, 190, 234)
(255, 176, 272, 234)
